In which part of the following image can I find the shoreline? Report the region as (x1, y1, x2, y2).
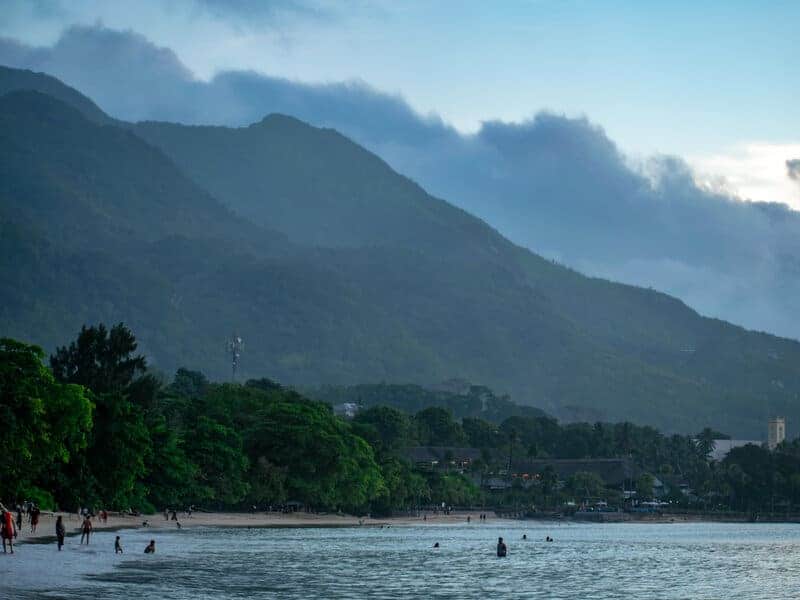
(12, 508, 797, 546)
(12, 509, 496, 545)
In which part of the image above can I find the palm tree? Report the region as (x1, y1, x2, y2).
(696, 428, 717, 460)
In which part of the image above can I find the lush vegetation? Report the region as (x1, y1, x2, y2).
(2, 66, 800, 438)
(5, 323, 800, 517)
(310, 382, 547, 423)
(1, 325, 477, 514)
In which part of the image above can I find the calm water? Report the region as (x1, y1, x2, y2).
(2, 521, 800, 599)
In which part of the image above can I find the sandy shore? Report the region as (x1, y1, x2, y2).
(12, 509, 496, 545)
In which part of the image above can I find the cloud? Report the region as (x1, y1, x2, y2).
(690, 143, 800, 209)
(788, 159, 800, 182)
(192, 0, 334, 22)
(2, 25, 800, 341)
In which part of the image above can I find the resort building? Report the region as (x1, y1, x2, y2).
(709, 439, 762, 462)
(768, 417, 786, 450)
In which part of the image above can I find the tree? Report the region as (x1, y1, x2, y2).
(184, 415, 250, 506)
(0, 338, 93, 506)
(539, 465, 559, 507)
(50, 323, 146, 394)
(566, 471, 605, 499)
(462, 417, 501, 448)
(635, 473, 656, 500)
(414, 407, 466, 446)
(430, 473, 481, 507)
(696, 428, 718, 461)
(368, 457, 429, 515)
(50, 324, 152, 508)
(354, 405, 412, 452)
(244, 398, 384, 511)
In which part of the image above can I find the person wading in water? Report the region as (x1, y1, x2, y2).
(496, 537, 508, 557)
(80, 515, 92, 544)
(56, 516, 66, 550)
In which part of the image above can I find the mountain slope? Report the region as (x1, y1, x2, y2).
(131, 111, 800, 428)
(1, 67, 800, 437)
(0, 65, 111, 125)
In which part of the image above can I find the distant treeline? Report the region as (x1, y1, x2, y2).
(309, 382, 547, 424)
(4, 323, 800, 515)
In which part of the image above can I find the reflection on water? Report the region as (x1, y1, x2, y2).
(3, 521, 800, 599)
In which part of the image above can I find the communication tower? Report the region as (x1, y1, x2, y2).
(226, 333, 244, 381)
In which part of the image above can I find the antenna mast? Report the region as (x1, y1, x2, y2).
(226, 333, 244, 381)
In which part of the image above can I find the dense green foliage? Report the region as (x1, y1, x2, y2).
(2, 66, 800, 437)
(310, 383, 547, 424)
(0, 338, 92, 505)
(5, 325, 800, 515)
(0, 326, 395, 513)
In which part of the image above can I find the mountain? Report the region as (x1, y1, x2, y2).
(2, 66, 800, 437)
(0, 65, 111, 125)
(4, 27, 798, 343)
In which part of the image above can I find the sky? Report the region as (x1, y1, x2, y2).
(2, 0, 799, 208)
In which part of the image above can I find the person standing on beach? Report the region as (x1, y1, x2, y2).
(56, 516, 66, 550)
(15, 506, 22, 536)
(30, 505, 40, 533)
(80, 515, 92, 544)
(1, 506, 15, 553)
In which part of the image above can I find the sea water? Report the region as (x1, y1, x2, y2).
(2, 521, 799, 599)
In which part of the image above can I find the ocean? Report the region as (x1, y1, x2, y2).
(3, 521, 799, 599)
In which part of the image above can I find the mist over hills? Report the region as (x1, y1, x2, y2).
(2, 25, 799, 341)
(1, 66, 800, 437)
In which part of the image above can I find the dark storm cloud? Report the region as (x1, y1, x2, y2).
(2, 25, 799, 340)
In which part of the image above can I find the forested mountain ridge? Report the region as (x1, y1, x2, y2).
(2, 65, 800, 437)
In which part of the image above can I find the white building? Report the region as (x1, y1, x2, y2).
(768, 417, 786, 450)
(333, 402, 359, 419)
(709, 439, 762, 462)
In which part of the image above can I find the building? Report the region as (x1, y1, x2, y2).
(709, 439, 762, 462)
(768, 417, 786, 450)
(510, 458, 639, 488)
(402, 447, 483, 472)
(333, 402, 359, 419)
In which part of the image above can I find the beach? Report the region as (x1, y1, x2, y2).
(12, 509, 496, 545)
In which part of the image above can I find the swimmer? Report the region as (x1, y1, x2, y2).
(433, 542, 440, 548)
(497, 537, 508, 557)
(522, 534, 527, 540)
(144, 540, 156, 554)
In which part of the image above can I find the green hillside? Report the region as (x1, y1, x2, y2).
(1, 66, 800, 436)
